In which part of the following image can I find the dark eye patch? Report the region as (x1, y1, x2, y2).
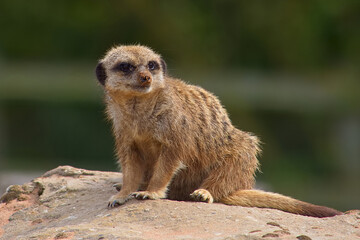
(112, 62, 136, 73)
(148, 61, 160, 71)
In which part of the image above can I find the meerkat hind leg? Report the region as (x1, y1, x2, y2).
(190, 189, 214, 203)
(190, 157, 255, 204)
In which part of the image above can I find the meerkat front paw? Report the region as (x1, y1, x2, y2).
(132, 191, 166, 200)
(107, 193, 132, 208)
(190, 189, 214, 203)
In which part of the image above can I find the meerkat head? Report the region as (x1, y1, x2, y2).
(96, 45, 167, 96)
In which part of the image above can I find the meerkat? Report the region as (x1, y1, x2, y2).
(95, 45, 342, 218)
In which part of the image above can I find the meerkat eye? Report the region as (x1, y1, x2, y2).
(148, 61, 159, 71)
(113, 62, 135, 73)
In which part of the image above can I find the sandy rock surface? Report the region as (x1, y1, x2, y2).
(0, 165, 359, 240)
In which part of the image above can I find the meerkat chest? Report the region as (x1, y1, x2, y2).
(108, 100, 156, 138)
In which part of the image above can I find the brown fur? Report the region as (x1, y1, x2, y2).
(96, 45, 342, 218)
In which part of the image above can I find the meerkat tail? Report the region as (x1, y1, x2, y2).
(220, 189, 342, 218)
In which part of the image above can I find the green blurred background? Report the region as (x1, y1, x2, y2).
(0, 1, 359, 211)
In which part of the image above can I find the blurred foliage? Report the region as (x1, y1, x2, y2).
(0, 0, 359, 210)
(0, 0, 359, 70)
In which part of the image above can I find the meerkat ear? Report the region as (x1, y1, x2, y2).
(95, 62, 107, 86)
(160, 58, 167, 75)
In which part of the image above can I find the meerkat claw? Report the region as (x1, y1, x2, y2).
(112, 183, 122, 192)
(132, 192, 149, 200)
(107, 194, 131, 208)
(108, 200, 119, 208)
(131, 191, 165, 200)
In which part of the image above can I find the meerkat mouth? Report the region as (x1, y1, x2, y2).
(126, 84, 152, 92)
(135, 85, 150, 90)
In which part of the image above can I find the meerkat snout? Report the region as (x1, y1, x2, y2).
(139, 72, 152, 86)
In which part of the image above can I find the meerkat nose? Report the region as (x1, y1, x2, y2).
(141, 75, 150, 82)
(139, 73, 152, 84)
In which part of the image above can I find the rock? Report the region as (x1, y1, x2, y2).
(0, 165, 359, 240)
